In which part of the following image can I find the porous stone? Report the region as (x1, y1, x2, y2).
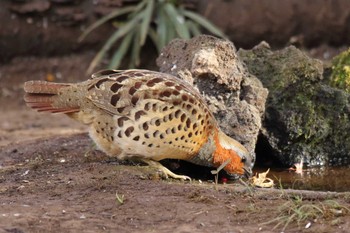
(157, 35, 268, 158)
(239, 42, 350, 166)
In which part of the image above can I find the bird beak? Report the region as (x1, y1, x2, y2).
(243, 167, 252, 178)
(225, 167, 252, 180)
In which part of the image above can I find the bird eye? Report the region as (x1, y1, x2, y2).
(241, 156, 246, 163)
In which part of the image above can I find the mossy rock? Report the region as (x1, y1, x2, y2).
(330, 48, 350, 92)
(238, 43, 350, 167)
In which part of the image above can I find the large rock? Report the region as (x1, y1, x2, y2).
(239, 42, 350, 166)
(156, 35, 268, 160)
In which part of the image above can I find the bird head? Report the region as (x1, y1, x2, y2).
(213, 130, 254, 178)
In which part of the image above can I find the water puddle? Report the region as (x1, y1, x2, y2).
(254, 166, 350, 192)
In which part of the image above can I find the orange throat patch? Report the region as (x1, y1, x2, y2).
(213, 132, 244, 175)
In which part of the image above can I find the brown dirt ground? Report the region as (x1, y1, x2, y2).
(1, 53, 350, 233)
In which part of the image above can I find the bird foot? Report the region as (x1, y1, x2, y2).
(140, 159, 191, 181)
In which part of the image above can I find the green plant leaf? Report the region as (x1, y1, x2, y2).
(182, 9, 227, 39)
(140, 0, 154, 46)
(78, 6, 137, 42)
(147, 28, 161, 52)
(162, 5, 176, 46)
(109, 32, 133, 69)
(165, 14, 176, 44)
(156, 3, 168, 49)
(83, 0, 228, 72)
(186, 20, 201, 36)
(129, 0, 148, 18)
(164, 3, 190, 39)
(129, 27, 141, 68)
(87, 13, 143, 73)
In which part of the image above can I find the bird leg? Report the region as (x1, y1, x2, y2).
(140, 159, 191, 181)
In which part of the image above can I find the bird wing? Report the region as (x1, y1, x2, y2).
(85, 70, 214, 120)
(84, 70, 218, 159)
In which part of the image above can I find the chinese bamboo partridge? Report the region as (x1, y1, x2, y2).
(24, 69, 253, 180)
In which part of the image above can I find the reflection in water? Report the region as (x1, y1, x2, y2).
(253, 166, 350, 192)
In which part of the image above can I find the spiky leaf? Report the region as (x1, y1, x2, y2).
(78, 6, 137, 42)
(182, 9, 227, 39)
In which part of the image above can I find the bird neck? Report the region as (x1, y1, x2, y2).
(187, 131, 217, 167)
(187, 130, 240, 170)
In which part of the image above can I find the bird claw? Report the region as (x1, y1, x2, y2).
(162, 171, 192, 181)
(140, 159, 191, 182)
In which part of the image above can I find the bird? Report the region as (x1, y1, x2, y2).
(24, 69, 254, 180)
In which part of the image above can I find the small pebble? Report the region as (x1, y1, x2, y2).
(305, 222, 311, 229)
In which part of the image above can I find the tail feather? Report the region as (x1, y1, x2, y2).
(23, 81, 79, 113)
(24, 81, 70, 94)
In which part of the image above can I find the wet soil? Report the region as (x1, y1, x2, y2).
(1, 53, 350, 233)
